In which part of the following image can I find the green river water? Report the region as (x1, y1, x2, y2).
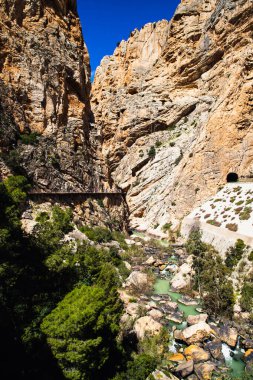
(154, 278, 246, 378)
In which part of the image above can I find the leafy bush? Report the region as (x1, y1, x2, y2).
(155, 141, 162, 148)
(148, 146, 156, 158)
(19, 132, 40, 145)
(162, 223, 172, 232)
(80, 225, 113, 243)
(248, 251, 253, 261)
(112, 230, 128, 249)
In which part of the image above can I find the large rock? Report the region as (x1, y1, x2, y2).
(165, 301, 178, 312)
(169, 353, 186, 362)
(205, 340, 223, 360)
(125, 271, 148, 290)
(174, 360, 194, 378)
(148, 309, 164, 321)
(126, 303, 140, 318)
(243, 349, 253, 372)
(217, 325, 238, 348)
(171, 263, 193, 290)
(187, 314, 208, 326)
(184, 345, 210, 363)
(194, 362, 216, 380)
(171, 274, 190, 291)
(133, 316, 162, 340)
(180, 323, 214, 344)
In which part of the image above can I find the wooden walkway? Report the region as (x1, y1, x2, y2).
(28, 190, 125, 201)
(29, 191, 123, 195)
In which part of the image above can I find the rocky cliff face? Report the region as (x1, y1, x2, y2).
(92, 0, 253, 235)
(0, 0, 100, 191)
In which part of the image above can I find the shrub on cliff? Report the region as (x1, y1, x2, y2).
(148, 146, 156, 158)
(80, 225, 113, 243)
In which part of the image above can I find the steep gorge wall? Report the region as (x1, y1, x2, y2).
(0, 0, 100, 191)
(92, 0, 253, 235)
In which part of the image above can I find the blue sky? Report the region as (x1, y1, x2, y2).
(77, 0, 180, 78)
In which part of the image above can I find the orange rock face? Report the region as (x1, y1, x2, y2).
(92, 0, 253, 233)
(0, 0, 98, 191)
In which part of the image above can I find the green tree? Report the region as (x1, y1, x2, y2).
(225, 239, 246, 270)
(112, 354, 157, 380)
(186, 229, 235, 317)
(41, 285, 123, 380)
(240, 273, 253, 312)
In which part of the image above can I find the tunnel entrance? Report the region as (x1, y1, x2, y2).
(227, 172, 239, 183)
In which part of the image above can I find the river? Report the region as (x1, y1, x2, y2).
(154, 277, 246, 378)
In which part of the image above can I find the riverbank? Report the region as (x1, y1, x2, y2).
(120, 233, 252, 379)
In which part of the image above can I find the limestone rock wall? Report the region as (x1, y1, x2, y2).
(0, 0, 100, 191)
(92, 0, 253, 234)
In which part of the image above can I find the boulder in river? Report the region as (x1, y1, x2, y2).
(165, 264, 178, 273)
(171, 267, 191, 290)
(184, 345, 210, 363)
(179, 295, 198, 306)
(151, 295, 162, 302)
(166, 312, 184, 324)
(180, 322, 214, 344)
(166, 301, 178, 312)
(169, 352, 185, 362)
(194, 362, 216, 380)
(125, 271, 148, 290)
(174, 359, 194, 378)
(148, 308, 163, 320)
(146, 301, 158, 310)
(134, 316, 162, 339)
(205, 339, 223, 360)
(174, 329, 184, 341)
(187, 314, 208, 326)
(243, 339, 253, 349)
(243, 349, 253, 372)
(216, 325, 238, 348)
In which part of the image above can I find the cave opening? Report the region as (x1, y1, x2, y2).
(227, 172, 239, 183)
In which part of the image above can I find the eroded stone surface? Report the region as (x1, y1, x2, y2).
(0, 0, 99, 191)
(92, 0, 253, 233)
